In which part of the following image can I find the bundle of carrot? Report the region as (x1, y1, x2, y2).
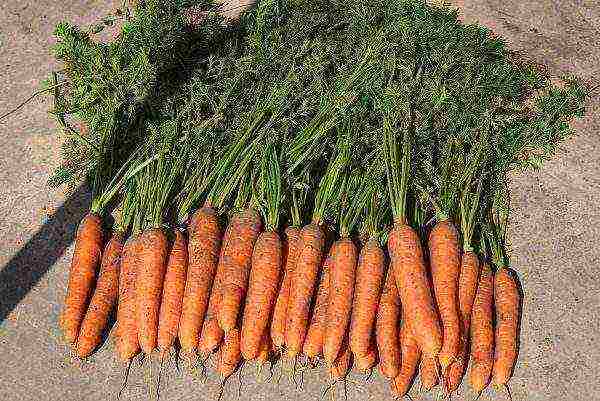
(45, 0, 587, 399)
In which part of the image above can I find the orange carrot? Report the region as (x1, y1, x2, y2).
(136, 228, 169, 354)
(447, 250, 481, 392)
(218, 209, 262, 333)
(388, 222, 442, 357)
(376, 269, 401, 378)
(241, 230, 282, 360)
(60, 213, 104, 344)
(429, 220, 461, 370)
(328, 337, 352, 380)
(349, 239, 385, 359)
(285, 223, 326, 358)
(75, 232, 123, 357)
(492, 267, 521, 388)
(157, 229, 188, 357)
(391, 320, 422, 398)
(218, 328, 241, 379)
(354, 341, 377, 373)
(469, 262, 494, 394)
(420, 354, 439, 391)
(323, 238, 357, 364)
(271, 226, 301, 349)
(256, 330, 272, 371)
(302, 252, 332, 360)
(115, 235, 141, 361)
(178, 207, 221, 354)
(198, 218, 232, 355)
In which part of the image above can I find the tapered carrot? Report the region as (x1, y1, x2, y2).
(354, 341, 377, 373)
(285, 223, 326, 358)
(218, 209, 262, 333)
(302, 252, 332, 360)
(447, 250, 481, 392)
(157, 229, 188, 357)
(391, 320, 422, 398)
(115, 235, 141, 361)
(241, 230, 282, 360)
(179, 207, 221, 354)
(376, 269, 401, 378)
(324, 238, 357, 365)
(136, 228, 169, 354)
(420, 354, 439, 391)
(198, 218, 232, 355)
(218, 328, 241, 379)
(328, 337, 351, 380)
(349, 239, 385, 359)
(60, 213, 104, 344)
(388, 222, 442, 358)
(492, 267, 521, 389)
(75, 232, 123, 357)
(469, 262, 494, 394)
(429, 220, 461, 370)
(271, 226, 301, 349)
(256, 330, 272, 373)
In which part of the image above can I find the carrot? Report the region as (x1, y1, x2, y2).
(391, 320, 422, 398)
(419, 354, 439, 391)
(492, 267, 520, 389)
(241, 230, 282, 360)
(323, 238, 357, 365)
(198, 218, 232, 355)
(447, 250, 481, 392)
(349, 239, 385, 359)
(328, 337, 351, 380)
(218, 328, 241, 379)
(388, 222, 442, 358)
(375, 269, 401, 378)
(60, 213, 104, 344)
(218, 209, 262, 333)
(178, 207, 221, 354)
(75, 232, 123, 357)
(115, 235, 141, 361)
(428, 220, 461, 370)
(469, 262, 494, 394)
(256, 330, 272, 371)
(136, 228, 169, 354)
(157, 229, 188, 357)
(354, 341, 377, 374)
(285, 223, 326, 358)
(302, 251, 331, 360)
(271, 226, 301, 349)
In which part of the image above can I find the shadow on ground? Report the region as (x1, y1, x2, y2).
(0, 183, 89, 323)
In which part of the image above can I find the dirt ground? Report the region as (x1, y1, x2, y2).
(0, 1, 598, 400)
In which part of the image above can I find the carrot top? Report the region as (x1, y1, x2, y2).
(311, 129, 353, 226)
(379, 83, 413, 225)
(256, 142, 283, 231)
(176, 117, 228, 223)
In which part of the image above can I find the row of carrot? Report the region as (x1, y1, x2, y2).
(60, 203, 520, 398)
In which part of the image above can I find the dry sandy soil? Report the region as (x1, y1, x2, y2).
(0, 1, 598, 400)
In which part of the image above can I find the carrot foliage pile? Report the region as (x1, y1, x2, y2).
(48, 0, 586, 398)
